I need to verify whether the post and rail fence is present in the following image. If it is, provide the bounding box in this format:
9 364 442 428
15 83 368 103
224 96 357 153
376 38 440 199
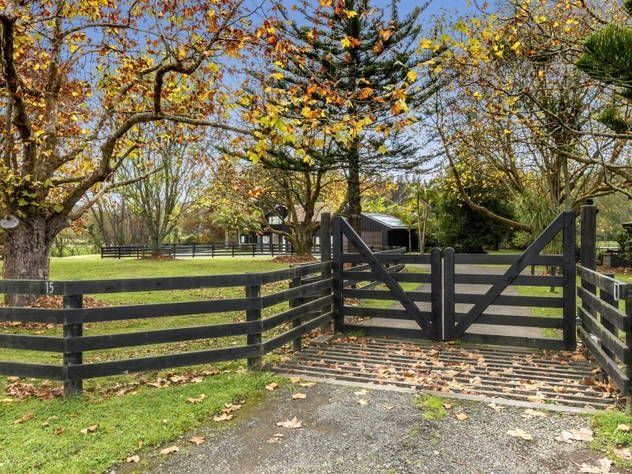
2 207 632 406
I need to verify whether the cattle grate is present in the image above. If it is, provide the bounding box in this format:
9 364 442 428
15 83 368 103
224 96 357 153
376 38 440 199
273 336 621 411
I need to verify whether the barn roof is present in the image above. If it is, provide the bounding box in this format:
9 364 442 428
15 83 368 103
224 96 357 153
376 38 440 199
362 213 408 230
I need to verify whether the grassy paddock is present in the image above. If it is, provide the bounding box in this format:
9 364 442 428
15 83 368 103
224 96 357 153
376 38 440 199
0 256 290 473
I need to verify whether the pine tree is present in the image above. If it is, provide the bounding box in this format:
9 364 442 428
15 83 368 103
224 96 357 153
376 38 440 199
254 0 440 231
576 0 632 135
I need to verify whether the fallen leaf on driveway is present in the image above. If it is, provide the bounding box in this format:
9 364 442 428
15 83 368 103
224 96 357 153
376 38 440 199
614 448 632 460
357 399 369 406
213 413 234 422
555 428 593 443
455 413 468 421
265 383 279 391
188 436 206 446
276 417 302 429
579 458 612 473
267 433 284 444
487 402 505 412
383 404 394 411
223 403 242 414
521 409 547 419
354 389 368 396
126 455 140 463
298 382 316 388
442 403 453 410
507 429 533 440
616 423 631 432
289 377 301 384
292 393 307 400
160 446 179 455
80 424 99 434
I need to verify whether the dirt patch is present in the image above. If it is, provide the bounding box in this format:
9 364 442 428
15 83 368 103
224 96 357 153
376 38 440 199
271 255 318 264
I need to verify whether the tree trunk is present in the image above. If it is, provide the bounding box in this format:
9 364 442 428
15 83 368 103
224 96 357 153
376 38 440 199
347 139 362 248
2 216 53 306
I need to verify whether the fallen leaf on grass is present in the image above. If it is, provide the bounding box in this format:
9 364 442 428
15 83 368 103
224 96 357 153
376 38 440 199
616 424 631 432
1 398 13 403
213 413 234 422
507 429 533 440
555 427 593 443
160 446 179 456
265 383 279 391
14 412 35 424
186 394 206 404
188 436 206 446
455 413 468 421
614 448 632 461
80 424 99 434
126 455 140 463
291 393 307 400
579 458 612 473
276 417 302 429
521 409 547 419
53 427 64 435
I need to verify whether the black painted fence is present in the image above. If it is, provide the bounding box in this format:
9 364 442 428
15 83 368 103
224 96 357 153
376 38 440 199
0 261 333 395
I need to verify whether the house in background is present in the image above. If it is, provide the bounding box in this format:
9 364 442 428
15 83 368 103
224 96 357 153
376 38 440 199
242 207 418 252
360 213 418 251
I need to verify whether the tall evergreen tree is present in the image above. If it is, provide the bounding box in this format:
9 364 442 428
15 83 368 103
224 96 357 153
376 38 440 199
576 0 632 136
245 0 441 232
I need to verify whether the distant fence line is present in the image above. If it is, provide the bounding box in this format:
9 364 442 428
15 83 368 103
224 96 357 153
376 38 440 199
100 242 400 259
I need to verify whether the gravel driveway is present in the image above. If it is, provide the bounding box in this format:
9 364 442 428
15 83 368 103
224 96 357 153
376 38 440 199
145 382 613 474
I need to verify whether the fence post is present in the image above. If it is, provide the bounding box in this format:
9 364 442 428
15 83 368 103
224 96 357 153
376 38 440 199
232 244 235 257
320 213 332 330
211 244 215 258
442 248 455 341
626 292 632 413
579 201 597 340
252 243 255 258
332 216 344 332
192 243 196 258
599 273 617 360
562 210 577 350
290 273 303 352
430 248 443 340
270 240 274 257
63 294 83 397
245 282 262 370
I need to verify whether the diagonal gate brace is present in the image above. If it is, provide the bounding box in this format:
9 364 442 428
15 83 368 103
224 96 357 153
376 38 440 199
338 218 432 333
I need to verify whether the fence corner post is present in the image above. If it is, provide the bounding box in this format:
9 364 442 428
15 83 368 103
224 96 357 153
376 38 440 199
245 281 262 370
562 210 577 350
430 247 443 340
62 294 83 397
625 290 632 414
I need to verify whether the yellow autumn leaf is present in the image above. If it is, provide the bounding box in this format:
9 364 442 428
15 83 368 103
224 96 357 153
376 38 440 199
406 70 417 82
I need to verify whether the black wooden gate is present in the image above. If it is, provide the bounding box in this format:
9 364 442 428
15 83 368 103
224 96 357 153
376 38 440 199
332 211 578 350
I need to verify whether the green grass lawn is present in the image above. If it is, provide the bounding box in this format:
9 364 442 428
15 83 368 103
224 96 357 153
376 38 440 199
0 255 290 473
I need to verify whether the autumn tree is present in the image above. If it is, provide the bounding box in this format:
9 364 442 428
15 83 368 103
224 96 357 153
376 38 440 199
0 0 272 303
428 0 632 236
239 0 440 233
118 126 207 251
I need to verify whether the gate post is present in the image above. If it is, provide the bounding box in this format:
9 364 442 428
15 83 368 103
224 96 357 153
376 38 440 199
579 201 597 345
332 216 344 332
430 248 443 340
562 210 577 350
320 213 332 331
442 248 455 341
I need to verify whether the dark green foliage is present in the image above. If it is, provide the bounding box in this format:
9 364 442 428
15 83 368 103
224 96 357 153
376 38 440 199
432 181 514 253
576 4 632 135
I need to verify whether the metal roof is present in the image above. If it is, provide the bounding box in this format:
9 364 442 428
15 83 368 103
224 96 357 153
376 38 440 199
363 213 408 229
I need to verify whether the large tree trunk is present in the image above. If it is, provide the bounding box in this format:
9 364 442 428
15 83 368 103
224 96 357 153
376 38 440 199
2 216 53 306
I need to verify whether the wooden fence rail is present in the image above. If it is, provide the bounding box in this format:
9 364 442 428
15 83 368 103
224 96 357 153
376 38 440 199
0 260 333 395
